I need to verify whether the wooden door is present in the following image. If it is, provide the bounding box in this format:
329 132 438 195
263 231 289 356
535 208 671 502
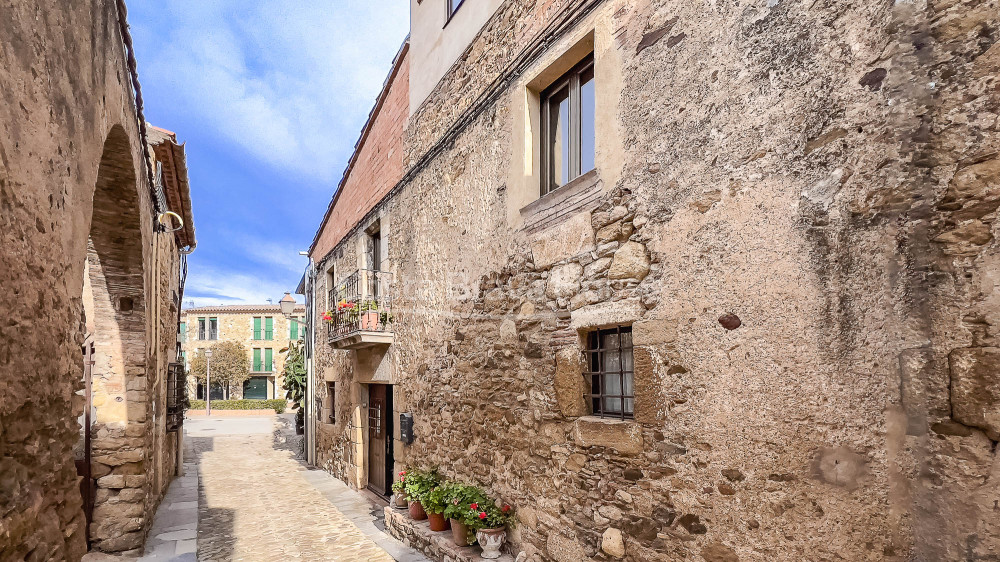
367 384 391 497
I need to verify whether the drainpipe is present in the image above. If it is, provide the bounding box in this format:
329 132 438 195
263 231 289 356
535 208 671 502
305 260 317 466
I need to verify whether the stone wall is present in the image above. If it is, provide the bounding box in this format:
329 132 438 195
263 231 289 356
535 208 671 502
309 0 999 560
1 1 188 557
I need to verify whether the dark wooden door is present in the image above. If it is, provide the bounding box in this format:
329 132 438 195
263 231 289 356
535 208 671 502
367 384 393 497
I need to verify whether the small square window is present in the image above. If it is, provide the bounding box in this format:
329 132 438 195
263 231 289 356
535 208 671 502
325 381 336 424
584 325 634 419
541 54 595 196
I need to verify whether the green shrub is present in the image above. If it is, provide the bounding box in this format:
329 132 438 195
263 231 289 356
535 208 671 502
403 468 441 504
187 399 286 413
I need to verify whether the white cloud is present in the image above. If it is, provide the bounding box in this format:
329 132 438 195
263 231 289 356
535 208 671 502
135 1 409 183
183 265 297 307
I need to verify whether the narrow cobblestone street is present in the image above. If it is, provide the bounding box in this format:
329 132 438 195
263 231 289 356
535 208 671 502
189 416 424 562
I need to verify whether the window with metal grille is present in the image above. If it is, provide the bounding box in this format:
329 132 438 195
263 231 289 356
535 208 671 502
584 325 634 419
540 54 596 196
325 381 336 424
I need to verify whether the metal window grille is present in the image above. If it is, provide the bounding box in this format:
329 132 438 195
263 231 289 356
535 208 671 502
166 362 187 432
584 325 634 420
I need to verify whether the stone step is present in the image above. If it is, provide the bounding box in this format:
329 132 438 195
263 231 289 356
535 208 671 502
384 507 515 562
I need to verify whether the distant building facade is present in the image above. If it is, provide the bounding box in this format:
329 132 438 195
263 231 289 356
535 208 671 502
181 304 306 401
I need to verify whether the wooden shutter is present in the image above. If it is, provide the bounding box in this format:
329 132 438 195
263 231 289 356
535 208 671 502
265 348 273 372
290 319 298 340
253 317 261 340
253 348 262 372
265 317 274 340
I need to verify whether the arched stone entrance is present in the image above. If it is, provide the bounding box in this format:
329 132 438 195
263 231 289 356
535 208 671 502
79 124 151 553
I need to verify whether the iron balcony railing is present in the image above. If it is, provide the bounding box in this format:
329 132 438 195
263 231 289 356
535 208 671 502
326 269 394 343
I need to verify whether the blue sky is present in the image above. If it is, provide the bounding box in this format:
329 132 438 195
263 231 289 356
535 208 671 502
129 1 410 307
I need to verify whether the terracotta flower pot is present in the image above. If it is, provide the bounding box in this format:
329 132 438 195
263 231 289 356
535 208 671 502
408 500 427 520
476 527 507 559
360 311 380 330
427 512 450 532
450 519 471 547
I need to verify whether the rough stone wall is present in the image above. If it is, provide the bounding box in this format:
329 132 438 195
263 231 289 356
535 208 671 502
1 1 186 558
310 0 1000 560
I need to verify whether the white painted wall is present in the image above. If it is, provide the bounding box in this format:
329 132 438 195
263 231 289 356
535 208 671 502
408 0 504 113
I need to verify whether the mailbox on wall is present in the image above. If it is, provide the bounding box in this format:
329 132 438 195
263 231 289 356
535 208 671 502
399 412 414 444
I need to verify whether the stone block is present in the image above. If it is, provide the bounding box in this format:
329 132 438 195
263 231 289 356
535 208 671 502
812 446 867 489
570 299 644 332
96 475 126 489
546 532 590 562
573 417 643 456
601 527 625 558
546 262 583 299
632 347 663 424
93 448 144 466
949 347 1000 439
632 318 677 347
554 348 587 417
608 242 650 280
531 212 595 268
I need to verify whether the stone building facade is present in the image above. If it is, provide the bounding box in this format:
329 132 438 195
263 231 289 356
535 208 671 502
303 0 1000 560
180 304 306 400
1 1 197 558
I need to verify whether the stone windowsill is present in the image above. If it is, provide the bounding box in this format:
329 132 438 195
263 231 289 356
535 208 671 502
519 169 602 234
573 416 643 456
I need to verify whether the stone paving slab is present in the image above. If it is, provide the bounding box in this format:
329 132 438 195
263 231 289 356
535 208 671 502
138 435 199 562
193 415 423 562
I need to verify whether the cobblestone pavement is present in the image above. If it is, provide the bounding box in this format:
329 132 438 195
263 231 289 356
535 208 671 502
192 416 399 562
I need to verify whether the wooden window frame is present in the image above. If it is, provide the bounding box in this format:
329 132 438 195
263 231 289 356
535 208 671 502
540 54 595 197
584 325 634 420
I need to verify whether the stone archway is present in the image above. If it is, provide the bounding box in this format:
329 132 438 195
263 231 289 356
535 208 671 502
79 124 150 552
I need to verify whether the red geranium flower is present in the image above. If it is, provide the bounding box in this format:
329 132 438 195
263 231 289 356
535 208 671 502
479 512 487 519
470 503 478 510
502 504 511 513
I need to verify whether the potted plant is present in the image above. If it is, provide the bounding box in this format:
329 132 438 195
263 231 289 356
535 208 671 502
423 484 451 532
444 484 488 547
391 471 408 509
471 499 515 559
403 468 440 521
359 300 381 331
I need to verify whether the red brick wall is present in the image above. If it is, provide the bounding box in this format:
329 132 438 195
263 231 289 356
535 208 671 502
312 52 409 260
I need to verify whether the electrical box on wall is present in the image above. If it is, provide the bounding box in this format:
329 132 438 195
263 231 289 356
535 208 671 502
399 413 414 444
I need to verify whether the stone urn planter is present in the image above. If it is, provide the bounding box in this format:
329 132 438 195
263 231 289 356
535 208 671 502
476 527 506 559
450 519 471 547
427 511 450 532
393 493 408 509
408 499 427 520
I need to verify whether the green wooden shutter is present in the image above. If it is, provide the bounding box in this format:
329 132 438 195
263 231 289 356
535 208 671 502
265 317 274 340
265 348 273 372
253 317 261 340
253 348 262 372
290 319 298 340
180 322 187 340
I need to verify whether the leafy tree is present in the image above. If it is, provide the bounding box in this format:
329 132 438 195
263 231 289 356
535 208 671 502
188 341 251 397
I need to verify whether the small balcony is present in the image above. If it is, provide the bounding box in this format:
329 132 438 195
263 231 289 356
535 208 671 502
326 269 394 350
